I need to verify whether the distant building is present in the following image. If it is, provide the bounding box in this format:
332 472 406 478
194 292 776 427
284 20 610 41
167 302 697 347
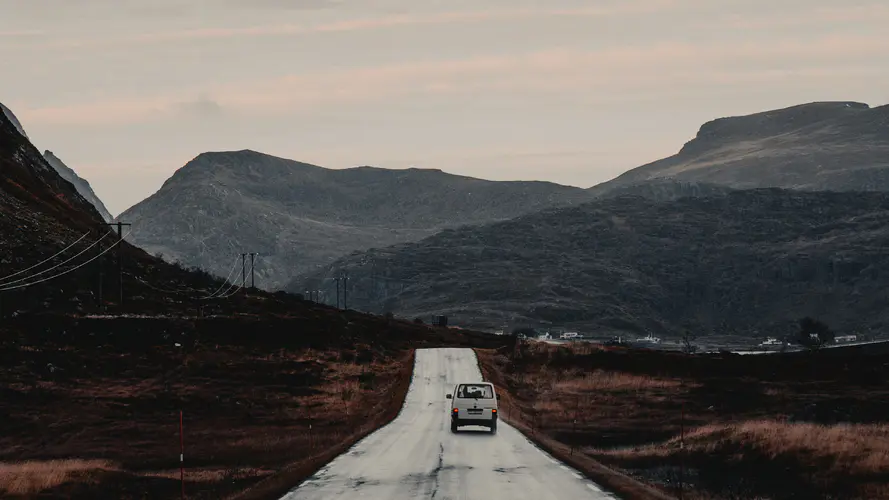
835 334 857 343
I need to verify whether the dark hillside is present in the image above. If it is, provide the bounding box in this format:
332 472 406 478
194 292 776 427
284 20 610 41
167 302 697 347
296 189 889 338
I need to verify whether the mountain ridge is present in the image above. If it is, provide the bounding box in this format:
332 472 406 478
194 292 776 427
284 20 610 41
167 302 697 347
119 149 597 288
0 101 114 222
0 103 28 139
590 101 889 195
43 150 113 222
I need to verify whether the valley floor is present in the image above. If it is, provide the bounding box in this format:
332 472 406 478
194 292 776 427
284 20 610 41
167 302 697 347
477 341 889 500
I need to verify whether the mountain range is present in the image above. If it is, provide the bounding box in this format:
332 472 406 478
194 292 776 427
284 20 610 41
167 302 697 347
117 150 596 289
591 101 889 195
117 101 889 292
7 98 889 337
295 188 889 337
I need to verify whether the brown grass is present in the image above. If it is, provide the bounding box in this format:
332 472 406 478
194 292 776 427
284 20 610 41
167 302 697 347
1 337 417 499
478 341 889 500
0 459 117 495
142 467 275 482
553 369 686 392
599 420 889 474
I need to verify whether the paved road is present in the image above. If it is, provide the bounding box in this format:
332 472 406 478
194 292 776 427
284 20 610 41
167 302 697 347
281 347 616 500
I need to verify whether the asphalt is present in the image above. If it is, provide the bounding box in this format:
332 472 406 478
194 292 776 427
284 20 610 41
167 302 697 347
281 347 616 499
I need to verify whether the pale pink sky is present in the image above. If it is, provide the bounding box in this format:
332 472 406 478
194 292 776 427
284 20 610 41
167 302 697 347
2 0 888 215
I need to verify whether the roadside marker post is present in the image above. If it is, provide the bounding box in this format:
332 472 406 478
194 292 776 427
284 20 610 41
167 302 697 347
180 410 185 499
571 395 579 455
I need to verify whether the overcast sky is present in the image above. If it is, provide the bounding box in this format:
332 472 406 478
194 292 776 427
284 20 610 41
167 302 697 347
2 0 888 216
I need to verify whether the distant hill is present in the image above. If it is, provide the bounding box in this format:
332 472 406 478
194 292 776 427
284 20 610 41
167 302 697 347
1 103 28 139
118 150 597 289
591 101 889 195
295 189 889 338
0 100 126 314
43 150 113 222
0 102 113 222
0 103 280 316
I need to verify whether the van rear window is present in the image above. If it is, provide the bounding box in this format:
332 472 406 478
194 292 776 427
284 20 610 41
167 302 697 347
457 384 494 399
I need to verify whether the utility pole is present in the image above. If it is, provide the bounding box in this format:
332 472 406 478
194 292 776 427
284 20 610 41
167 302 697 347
343 272 349 310
249 253 256 289
96 227 103 308
240 253 247 294
105 222 131 306
334 276 341 309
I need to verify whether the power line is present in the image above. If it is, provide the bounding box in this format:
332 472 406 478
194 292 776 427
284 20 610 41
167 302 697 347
0 230 113 287
0 229 132 291
198 256 242 299
0 230 90 283
132 276 204 295
199 255 254 300
106 222 131 305
214 279 240 299
132 253 243 297
222 285 243 298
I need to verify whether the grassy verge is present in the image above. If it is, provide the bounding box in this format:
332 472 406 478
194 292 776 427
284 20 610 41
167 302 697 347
229 349 415 500
477 341 889 500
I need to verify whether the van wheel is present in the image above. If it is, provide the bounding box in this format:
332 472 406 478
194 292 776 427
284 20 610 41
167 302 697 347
450 421 458 433
490 421 497 434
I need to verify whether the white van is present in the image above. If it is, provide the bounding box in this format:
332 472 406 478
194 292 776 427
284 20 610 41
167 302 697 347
446 382 500 433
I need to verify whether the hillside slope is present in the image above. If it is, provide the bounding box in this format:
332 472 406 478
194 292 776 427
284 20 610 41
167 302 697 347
43 150 113 222
118 150 596 289
296 189 889 337
0 103 28 139
0 102 114 222
591 101 889 195
1 104 513 499
0 102 284 316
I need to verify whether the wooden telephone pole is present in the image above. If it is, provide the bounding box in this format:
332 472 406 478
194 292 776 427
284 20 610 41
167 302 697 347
249 252 256 289
333 276 341 309
240 253 247 294
105 222 131 305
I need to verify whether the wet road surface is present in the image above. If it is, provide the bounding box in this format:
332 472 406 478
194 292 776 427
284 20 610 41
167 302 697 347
281 347 617 499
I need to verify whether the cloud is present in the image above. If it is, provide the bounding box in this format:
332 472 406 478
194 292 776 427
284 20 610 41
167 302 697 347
18 33 888 126
0 30 44 37
176 96 225 117
219 0 341 10
719 2 889 29
18 0 690 49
